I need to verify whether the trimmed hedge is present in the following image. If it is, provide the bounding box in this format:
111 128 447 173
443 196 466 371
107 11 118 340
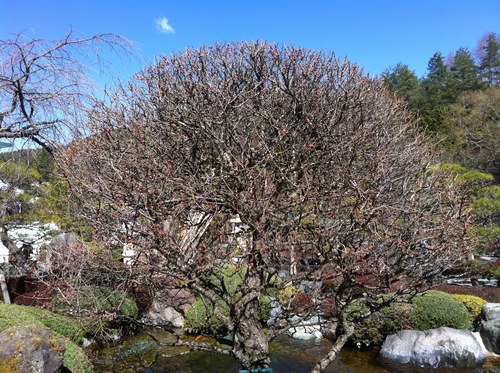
347 290 473 347
185 295 272 335
184 264 272 335
410 291 472 331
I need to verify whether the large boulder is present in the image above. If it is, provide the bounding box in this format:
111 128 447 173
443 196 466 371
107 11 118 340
380 327 486 368
480 303 500 354
0 324 65 373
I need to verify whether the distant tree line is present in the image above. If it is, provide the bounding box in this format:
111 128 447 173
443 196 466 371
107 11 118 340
382 32 500 181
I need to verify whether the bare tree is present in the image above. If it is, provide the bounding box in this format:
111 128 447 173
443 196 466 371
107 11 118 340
0 31 131 152
61 42 472 371
0 31 131 273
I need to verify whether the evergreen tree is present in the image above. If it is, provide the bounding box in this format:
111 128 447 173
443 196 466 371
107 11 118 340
419 52 452 132
382 63 420 110
476 32 500 86
449 47 482 97
422 52 451 102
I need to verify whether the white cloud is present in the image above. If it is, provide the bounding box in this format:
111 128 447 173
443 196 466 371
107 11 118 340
156 17 175 34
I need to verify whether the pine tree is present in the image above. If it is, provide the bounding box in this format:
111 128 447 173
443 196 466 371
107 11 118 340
476 32 500 86
419 52 452 132
422 52 451 101
382 63 420 111
449 47 482 97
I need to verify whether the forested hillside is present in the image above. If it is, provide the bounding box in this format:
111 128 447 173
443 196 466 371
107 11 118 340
382 32 499 182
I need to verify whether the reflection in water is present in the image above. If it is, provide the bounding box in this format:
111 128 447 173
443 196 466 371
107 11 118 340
92 329 500 373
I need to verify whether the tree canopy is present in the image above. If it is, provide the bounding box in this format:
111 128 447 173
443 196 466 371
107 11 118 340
61 42 472 371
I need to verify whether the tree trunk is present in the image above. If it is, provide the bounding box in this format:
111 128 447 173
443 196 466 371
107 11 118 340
233 304 270 369
232 243 270 370
310 319 354 373
1 228 26 269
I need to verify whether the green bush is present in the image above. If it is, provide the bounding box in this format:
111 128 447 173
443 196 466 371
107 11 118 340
347 299 415 347
346 291 474 347
259 295 272 322
185 264 275 335
410 291 472 331
50 286 138 339
184 295 272 335
184 297 227 335
451 294 487 328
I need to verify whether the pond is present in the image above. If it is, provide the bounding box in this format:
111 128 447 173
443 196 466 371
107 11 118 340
92 328 500 373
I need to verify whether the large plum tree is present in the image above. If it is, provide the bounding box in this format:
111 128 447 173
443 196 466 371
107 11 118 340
61 42 471 371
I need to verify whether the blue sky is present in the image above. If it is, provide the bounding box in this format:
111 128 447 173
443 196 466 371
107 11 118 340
1 0 499 86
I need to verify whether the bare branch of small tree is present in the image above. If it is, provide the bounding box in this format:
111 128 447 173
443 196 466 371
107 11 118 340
0 31 133 152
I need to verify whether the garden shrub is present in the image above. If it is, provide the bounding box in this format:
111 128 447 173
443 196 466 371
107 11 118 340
185 264 275 335
410 290 472 331
290 291 314 313
184 295 272 335
451 294 487 329
346 298 415 347
184 297 227 335
276 285 297 307
50 286 138 339
346 291 474 347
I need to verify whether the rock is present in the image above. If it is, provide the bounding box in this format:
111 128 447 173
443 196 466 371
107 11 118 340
266 297 282 326
0 324 65 373
287 315 323 340
82 337 97 349
480 303 500 354
142 288 194 327
380 327 486 368
286 324 322 340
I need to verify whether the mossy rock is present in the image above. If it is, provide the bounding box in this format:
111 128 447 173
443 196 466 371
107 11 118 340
0 303 92 372
0 303 83 343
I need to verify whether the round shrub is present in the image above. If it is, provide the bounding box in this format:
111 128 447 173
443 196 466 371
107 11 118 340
259 295 272 322
410 290 472 331
184 297 227 335
346 299 415 347
451 294 487 329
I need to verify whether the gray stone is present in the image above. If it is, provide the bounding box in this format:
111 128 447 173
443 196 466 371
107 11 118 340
286 315 324 340
380 327 486 368
0 324 65 373
480 303 500 354
286 324 322 340
142 288 194 327
266 297 282 326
